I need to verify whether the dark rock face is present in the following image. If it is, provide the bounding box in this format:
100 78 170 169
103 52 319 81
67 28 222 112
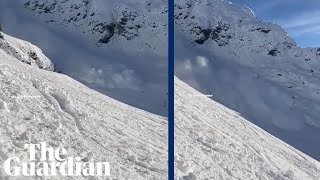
19 0 168 56
212 22 232 46
212 22 228 39
93 23 116 43
24 0 148 44
92 11 142 44
191 27 211 44
268 49 280 56
28 51 38 60
191 21 232 46
250 27 271 33
43 3 56 13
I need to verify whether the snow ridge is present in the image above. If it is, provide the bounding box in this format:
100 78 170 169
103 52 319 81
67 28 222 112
0 31 54 71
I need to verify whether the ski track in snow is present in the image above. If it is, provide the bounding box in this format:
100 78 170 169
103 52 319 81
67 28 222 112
0 49 167 180
175 77 320 180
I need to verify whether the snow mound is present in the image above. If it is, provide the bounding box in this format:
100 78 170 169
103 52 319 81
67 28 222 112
0 48 167 179
175 77 320 180
0 31 54 71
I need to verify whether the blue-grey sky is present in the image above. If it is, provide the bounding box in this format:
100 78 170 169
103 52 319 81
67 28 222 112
230 0 320 48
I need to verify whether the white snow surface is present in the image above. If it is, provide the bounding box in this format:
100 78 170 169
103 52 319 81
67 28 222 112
0 48 167 179
175 77 320 180
0 31 54 71
175 0 320 160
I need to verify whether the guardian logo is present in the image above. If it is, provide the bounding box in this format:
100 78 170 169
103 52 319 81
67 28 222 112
3 142 110 177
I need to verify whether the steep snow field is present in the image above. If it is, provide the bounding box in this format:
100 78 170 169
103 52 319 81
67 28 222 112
0 47 167 179
175 0 320 160
175 77 320 180
0 0 168 116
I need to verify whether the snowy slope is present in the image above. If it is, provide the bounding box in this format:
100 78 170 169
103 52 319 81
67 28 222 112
0 0 168 116
22 0 168 55
175 0 320 160
0 31 54 71
0 48 167 179
175 77 320 180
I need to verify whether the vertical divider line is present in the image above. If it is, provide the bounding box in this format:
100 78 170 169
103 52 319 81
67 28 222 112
168 0 175 179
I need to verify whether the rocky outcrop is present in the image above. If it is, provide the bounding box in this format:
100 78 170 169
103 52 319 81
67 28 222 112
23 0 168 55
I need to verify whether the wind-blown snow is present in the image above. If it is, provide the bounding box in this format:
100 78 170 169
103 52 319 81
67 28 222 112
175 77 320 180
175 0 320 160
0 47 167 179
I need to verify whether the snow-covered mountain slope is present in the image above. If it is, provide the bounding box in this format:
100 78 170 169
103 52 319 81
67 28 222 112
22 0 168 55
0 0 168 116
175 0 320 160
0 47 167 179
175 77 320 180
0 31 54 71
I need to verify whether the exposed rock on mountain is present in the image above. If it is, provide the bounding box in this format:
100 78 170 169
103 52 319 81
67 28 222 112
175 0 320 160
23 0 168 55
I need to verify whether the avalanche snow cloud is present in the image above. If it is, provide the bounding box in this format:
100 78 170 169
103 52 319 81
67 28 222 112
175 0 320 160
0 38 167 179
0 0 168 116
